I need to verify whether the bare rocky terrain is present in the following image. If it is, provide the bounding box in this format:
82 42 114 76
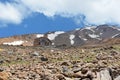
0 44 120 80
0 25 120 80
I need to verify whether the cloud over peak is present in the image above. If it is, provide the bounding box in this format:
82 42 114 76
0 0 120 25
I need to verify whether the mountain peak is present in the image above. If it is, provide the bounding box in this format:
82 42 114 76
0 25 120 47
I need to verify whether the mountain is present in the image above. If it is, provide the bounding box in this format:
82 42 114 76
0 25 120 47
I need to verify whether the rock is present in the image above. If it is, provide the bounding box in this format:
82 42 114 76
0 71 10 80
99 68 112 80
82 78 91 80
63 73 81 78
40 56 48 61
7 51 13 54
61 61 71 66
0 68 4 72
72 67 81 73
17 72 28 79
115 76 120 80
31 52 39 56
81 68 88 74
0 59 4 64
62 66 69 73
56 74 66 80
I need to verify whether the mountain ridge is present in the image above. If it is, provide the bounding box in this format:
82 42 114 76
0 25 120 47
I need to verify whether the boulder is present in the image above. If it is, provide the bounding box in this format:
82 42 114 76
115 76 120 80
0 71 10 80
100 68 112 80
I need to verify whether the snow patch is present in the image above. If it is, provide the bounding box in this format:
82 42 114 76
112 33 120 38
48 31 65 40
88 34 100 38
79 36 87 41
69 35 75 45
82 26 96 32
36 34 44 38
3 40 24 46
83 38 87 41
100 32 103 35
111 26 120 31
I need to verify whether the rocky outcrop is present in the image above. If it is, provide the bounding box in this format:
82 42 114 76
34 37 52 46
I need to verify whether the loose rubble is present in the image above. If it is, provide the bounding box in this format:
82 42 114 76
0 45 120 80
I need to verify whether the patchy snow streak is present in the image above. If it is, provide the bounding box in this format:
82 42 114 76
83 26 96 32
48 31 65 40
3 40 24 46
112 33 120 38
70 35 75 45
111 26 120 31
36 34 44 38
79 36 87 41
88 34 100 38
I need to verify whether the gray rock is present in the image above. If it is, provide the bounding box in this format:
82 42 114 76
99 68 112 80
115 76 120 80
7 51 13 54
72 67 81 73
32 52 39 56
62 66 69 73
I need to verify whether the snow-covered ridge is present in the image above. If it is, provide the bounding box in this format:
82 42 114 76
69 35 75 45
3 40 24 46
81 26 96 32
47 31 65 40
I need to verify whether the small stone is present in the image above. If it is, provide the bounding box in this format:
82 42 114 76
61 61 70 66
62 66 67 73
56 74 65 80
32 52 39 56
72 67 81 73
40 56 48 61
81 68 88 74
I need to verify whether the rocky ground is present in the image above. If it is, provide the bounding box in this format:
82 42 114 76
0 44 120 80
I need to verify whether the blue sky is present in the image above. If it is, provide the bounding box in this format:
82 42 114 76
0 0 120 37
0 13 82 37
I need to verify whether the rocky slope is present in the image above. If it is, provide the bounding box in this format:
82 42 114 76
0 25 120 47
0 44 120 80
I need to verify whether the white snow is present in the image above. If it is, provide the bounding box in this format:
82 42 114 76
100 32 103 35
88 34 100 38
47 31 65 40
52 43 55 45
82 26 96 32
83 38 87 41
69 35 75 45
112 33 120 38
111 26 120 31
79 36 87 41
85 27 93 30
3 40 24 46
36 34 44 38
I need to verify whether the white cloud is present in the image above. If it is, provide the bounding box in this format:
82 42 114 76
20 0 120 25
1 0 120 25
0 2 21 24
0 1 30 25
